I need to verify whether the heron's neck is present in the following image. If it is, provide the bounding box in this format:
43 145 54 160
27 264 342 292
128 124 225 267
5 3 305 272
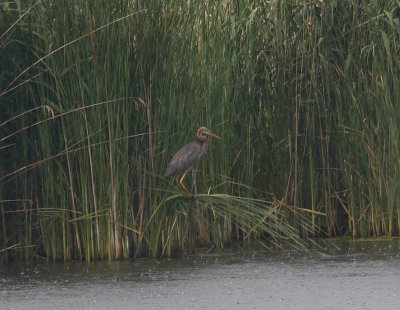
198 139 208 158
197 132 207 142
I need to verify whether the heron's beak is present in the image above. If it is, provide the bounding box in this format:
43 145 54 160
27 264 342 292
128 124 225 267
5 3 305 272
207 131 222 140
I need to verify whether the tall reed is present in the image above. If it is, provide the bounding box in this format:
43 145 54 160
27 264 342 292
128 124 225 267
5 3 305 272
1 0 400 261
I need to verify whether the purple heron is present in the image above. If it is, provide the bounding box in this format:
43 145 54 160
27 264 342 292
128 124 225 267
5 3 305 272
165 127 222 193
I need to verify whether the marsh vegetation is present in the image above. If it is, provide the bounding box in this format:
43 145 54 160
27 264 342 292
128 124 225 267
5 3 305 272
1 0 400 261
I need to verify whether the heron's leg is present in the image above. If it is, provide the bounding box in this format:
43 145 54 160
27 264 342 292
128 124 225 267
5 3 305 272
179 166 193 194
175 172 189 193
179 171 190 193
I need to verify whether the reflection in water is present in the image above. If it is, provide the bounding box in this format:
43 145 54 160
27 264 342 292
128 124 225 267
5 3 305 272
1 241 400 310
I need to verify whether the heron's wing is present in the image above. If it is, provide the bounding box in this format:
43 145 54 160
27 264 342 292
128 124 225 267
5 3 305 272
165 142 201 177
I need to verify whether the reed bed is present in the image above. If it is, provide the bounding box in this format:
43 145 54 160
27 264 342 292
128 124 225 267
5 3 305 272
1 0 400 261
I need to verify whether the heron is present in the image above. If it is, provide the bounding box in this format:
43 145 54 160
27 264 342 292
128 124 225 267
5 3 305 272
165 127 222 194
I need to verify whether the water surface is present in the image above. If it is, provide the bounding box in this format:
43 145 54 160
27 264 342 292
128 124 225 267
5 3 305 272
1 241 400 310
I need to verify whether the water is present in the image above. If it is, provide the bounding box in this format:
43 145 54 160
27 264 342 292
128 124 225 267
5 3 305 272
1 241 400 310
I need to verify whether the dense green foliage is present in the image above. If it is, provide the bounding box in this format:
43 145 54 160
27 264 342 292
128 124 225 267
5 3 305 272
1 0 400 261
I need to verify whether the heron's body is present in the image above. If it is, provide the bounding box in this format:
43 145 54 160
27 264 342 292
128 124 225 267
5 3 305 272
165 127 221 193
165 141 207 178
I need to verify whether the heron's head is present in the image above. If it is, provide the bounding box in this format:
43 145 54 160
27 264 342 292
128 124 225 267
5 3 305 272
197 127 222 141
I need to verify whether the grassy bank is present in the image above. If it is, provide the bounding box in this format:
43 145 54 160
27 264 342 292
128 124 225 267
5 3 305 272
1 0 400 261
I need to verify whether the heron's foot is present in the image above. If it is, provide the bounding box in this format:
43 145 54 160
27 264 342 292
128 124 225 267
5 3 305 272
181 189 193 198
178 182 192 197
